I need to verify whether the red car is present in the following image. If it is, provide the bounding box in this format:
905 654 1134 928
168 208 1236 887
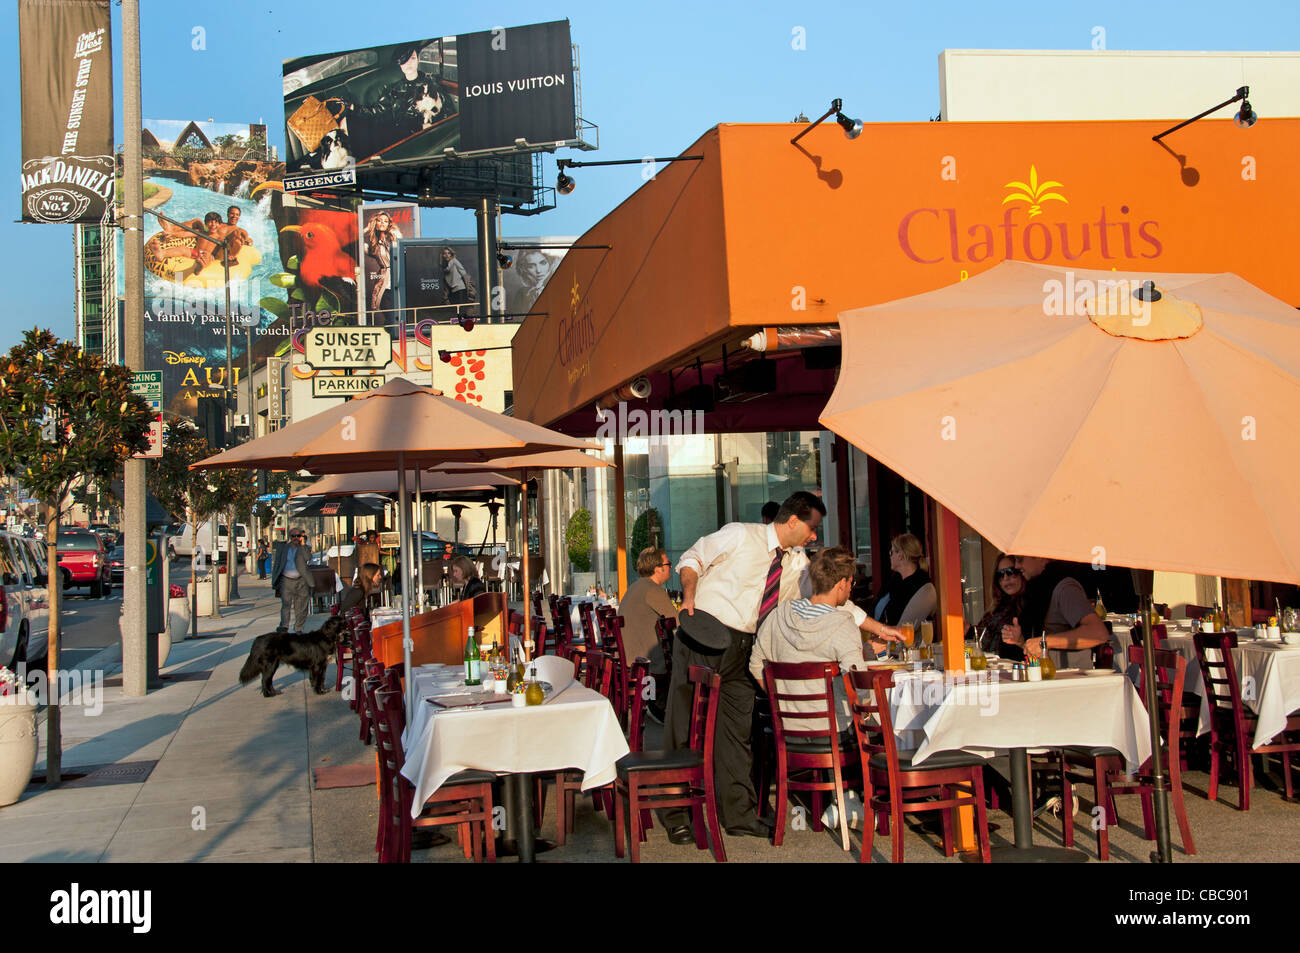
56 529 112 598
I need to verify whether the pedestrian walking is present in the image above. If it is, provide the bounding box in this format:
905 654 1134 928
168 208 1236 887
255 538 270 579
270 528 315 633
660 490 824 843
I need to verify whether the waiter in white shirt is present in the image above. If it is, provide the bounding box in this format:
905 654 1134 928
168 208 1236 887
661 491 825 842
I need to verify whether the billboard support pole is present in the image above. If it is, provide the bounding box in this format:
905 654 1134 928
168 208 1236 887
224 254 239 601
475 197 493 323
121 0 149 699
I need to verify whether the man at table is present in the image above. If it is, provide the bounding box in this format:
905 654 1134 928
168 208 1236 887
1008 557 1110 670
620 547 678 721
749 547 878 737
661 491 824 842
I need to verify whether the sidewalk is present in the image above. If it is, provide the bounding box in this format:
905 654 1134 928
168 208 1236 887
0 576 343 862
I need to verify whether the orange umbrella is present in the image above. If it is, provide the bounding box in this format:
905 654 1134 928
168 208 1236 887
822 260 1300 585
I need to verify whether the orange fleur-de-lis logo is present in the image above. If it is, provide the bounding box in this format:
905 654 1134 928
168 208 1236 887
1002 165 1067 219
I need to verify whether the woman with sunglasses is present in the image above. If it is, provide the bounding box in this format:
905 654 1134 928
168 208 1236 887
968 553 1028 660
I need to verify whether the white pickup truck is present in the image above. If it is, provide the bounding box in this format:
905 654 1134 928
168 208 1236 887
167 521 249 560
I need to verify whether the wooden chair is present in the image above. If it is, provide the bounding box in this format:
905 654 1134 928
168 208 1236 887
373 687 496 863
654 616 676 676
532 615 553 656
613 665 726 863
845 669 991 863
763 660 858 851
626 658 651 753
1057 646 1196 860
577 601 600 648
538 652 615 845
597 610 631 723
1194 631 1299 809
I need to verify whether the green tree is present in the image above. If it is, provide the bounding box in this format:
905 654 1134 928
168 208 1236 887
566 508 593 573
0 329 151 786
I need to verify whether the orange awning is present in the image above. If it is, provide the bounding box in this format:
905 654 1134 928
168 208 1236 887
513 119 1300 428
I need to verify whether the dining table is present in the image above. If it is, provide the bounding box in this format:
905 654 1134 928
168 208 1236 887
1110 622 1300 748
400 656 629 862
887 664 1152 858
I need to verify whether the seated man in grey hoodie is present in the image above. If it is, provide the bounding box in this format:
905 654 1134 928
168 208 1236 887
750 546 896 735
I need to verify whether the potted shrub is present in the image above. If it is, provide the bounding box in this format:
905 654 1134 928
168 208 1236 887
566 508 594 595
0 667 38 806
168 583 191 643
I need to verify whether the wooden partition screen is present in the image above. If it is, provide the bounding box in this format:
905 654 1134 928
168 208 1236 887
372 592 506 668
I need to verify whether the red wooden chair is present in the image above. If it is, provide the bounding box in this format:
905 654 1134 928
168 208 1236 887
654 616 676 677
626 658 651 754
1057 646 1196 859
1185 604 1213 621
537 652 615 844
613 664 726 863
763 660 859 851
845 669 991 863
1194 631 1299 810
532 615 553 656
597 610 631 723
578 601 600 648
373 687 497 863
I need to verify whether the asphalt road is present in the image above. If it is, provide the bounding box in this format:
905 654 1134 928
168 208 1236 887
56 558 197 668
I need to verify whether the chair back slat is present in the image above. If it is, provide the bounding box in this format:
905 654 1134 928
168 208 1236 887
845 668 897 769
1127 645 1187 768
762 660 841 741
626 659 650 752
1193 631 1243 714
686 665 723 766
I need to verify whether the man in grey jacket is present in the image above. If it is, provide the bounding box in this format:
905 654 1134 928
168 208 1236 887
750 547 895 734
270 529 315 634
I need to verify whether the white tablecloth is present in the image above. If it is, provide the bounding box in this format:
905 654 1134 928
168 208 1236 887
891 670 1152 772
400 659 629 819
1112 625 1300 748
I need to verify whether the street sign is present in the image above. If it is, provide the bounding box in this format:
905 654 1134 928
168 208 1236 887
256 493 287 502
284 166 356 192
130 371 164 459
312 374 385 398
304 327 391 370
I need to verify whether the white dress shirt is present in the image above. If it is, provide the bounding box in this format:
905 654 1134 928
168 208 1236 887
676 522 811 634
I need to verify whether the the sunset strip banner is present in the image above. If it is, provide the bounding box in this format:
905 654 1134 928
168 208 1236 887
19 0 115 224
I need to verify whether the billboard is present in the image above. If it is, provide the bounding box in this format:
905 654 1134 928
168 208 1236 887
281 20 575 174
360 202 420 323
129 118 362 420
394 237 570 324
18 0 114 224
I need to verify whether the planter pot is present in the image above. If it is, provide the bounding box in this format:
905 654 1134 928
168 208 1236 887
217 571 229 606
168 597 191 642
156 624 172 668
0 696 38 806
189 582 213 618
244 554 255 574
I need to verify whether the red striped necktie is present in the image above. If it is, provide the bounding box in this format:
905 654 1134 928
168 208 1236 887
757 548 784 631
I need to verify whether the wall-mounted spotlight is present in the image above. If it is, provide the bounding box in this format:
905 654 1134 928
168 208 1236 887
438 349 452 363
554 154 704 197
458 316 476 332
440 345 513 363
496 249 514 269
791 98 862 145
1153 86 1258 141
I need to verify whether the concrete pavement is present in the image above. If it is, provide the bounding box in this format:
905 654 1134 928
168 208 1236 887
2 574 1297 863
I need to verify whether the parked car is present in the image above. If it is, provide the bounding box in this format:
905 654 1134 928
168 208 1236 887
108 545 125 585
0 531 50 668
55 529 112 598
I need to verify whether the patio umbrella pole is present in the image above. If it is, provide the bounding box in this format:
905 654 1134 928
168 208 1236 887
415 469 426 612
1140 594 1173 862
397 455 414 725
521 473 532 659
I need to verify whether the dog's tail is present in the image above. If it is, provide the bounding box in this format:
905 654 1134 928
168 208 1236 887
238 640 263 685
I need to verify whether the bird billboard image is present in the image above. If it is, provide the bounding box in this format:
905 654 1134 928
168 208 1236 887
132 118 359 423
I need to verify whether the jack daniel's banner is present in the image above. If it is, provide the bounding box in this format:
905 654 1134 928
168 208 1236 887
19 0 115 224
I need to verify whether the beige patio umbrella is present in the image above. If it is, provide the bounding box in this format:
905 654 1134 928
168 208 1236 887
821 259 1300 862
822 260 1300 584
436 450 613 657
294 468 517 607
193 377 601 720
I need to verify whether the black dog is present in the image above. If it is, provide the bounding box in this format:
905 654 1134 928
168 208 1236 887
238 617 346 697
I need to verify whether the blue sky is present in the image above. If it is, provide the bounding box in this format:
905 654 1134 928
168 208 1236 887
3 0 1298 351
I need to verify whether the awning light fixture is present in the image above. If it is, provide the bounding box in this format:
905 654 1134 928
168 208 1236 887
554 155 704 197
1153 86 1257 141
791 98 862 145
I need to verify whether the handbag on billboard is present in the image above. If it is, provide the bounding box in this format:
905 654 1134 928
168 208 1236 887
287 96 345 153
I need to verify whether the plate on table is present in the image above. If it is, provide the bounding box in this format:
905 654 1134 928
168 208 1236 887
1084 668 1120 677
866 661 911 671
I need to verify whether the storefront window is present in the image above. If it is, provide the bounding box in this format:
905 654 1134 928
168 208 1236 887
848 445 873 577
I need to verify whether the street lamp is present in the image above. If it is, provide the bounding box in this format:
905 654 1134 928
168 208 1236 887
1152 86 1258 141
553 155 704 195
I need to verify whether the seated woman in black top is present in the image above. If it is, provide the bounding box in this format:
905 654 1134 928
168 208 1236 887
873 533 932 626
449 555 486 600
340 562 383 619
967 553 1028 661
